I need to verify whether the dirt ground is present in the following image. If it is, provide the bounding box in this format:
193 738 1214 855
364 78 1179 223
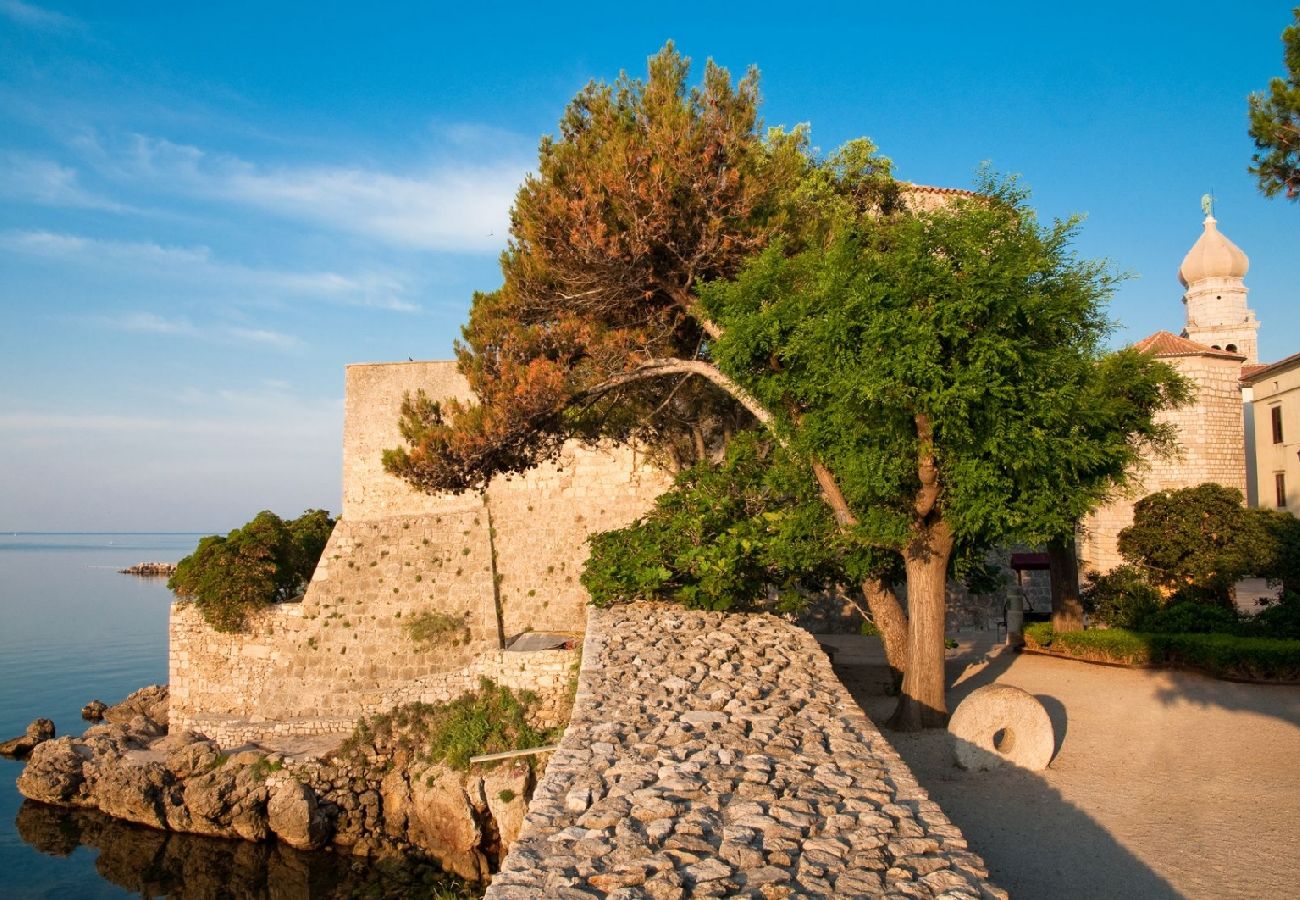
827 635 1300 900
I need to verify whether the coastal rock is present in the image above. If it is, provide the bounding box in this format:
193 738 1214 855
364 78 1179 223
0 717 56 759
85 758 174 830
16 684 543 882
16 737 88 803
81 700 108 721
484 763 532 848
104 685 169 729
408 767 488 881
266 777 331 850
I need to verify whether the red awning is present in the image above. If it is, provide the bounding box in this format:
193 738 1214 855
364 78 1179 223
1009 552 1050 571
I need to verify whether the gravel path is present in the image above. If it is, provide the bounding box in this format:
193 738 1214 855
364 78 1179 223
833 637 1300 900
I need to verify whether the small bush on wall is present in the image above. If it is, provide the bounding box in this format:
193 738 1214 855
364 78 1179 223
169 509 335 632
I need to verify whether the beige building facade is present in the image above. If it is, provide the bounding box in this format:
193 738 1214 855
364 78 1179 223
1244 352 1300 517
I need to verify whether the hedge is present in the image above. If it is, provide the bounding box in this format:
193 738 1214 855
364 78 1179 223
1023 623 1300 682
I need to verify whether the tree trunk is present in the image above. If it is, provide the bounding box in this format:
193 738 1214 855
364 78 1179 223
807 460 910 675
1048 536 1085 632
889 519 954 731
862 576 909 679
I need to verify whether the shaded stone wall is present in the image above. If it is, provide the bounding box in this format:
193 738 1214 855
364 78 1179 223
1081 353 1246 574
169 361 670 744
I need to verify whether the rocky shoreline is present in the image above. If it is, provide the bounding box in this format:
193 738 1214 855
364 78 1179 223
14 685 540 881
118 561 178 577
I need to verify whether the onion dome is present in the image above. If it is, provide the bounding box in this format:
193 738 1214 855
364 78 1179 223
1178 215 1249 287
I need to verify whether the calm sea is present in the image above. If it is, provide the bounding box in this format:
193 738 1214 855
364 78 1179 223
0 533 472 899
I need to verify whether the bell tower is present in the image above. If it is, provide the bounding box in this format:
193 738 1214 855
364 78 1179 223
1178 196 1259 363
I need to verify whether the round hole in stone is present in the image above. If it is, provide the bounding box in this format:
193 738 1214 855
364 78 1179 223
992 727 1015 754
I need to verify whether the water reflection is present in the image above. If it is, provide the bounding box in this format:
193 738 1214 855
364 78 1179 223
16 801 479 899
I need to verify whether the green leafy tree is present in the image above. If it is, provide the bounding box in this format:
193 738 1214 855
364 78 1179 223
1117 484 1268 605
700 177 1186 728
1249 7 1300 200
582 433 900 615
169 509 336 632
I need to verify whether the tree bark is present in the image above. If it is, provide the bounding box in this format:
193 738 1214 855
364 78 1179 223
889 413 952 731
862 576 909 679
889 518 955 731
1049 535 1085 632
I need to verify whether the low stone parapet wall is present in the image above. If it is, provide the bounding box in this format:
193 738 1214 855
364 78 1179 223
487 603 1003 899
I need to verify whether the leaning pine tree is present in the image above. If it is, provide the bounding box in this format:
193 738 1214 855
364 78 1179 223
384 44 1184 729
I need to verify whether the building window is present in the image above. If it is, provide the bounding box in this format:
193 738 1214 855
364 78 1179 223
1277 473 1287 508
1272 406 1284 444
1226 343 1237 353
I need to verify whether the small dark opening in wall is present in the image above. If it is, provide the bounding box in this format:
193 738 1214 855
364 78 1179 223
1211 344 1222 350
1226 344 1238 353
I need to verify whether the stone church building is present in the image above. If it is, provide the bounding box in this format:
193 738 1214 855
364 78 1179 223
1079 205 1294 601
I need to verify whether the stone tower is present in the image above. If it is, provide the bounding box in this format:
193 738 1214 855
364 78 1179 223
1179 211 1259 364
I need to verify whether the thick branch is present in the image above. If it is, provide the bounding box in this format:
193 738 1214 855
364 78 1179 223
585 358 773 428
811 460 858 528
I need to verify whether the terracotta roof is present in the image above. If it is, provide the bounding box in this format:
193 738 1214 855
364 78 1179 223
1240 350 1300 384
901 183 977 197
1131 330 1245 360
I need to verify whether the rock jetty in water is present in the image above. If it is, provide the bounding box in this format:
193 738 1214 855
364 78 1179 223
119 562 177 577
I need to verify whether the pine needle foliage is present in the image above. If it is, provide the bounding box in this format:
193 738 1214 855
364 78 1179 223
1249 7 1300 200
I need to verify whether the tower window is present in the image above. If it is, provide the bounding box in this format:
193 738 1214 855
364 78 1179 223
1226 344 1237 352
1211 344 1222 350
1277 473 1287 508
1272 406 1284 444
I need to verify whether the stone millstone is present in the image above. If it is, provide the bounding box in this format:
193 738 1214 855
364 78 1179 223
949 684 1054 771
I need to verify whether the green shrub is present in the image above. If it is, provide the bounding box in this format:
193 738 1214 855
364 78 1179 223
1156 632 1300 681
343 678 555 772
1081 565 1161 629
1243 593 1300 640
169 509 336 632
1024 624 1300 681
1142 601 1241 635
1026 624 1156 666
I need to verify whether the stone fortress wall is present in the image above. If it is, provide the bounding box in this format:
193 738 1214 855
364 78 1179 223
169 361 673 745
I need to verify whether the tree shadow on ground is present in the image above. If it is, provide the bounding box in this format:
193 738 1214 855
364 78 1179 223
835 646 1181 900
1148 670 1300 730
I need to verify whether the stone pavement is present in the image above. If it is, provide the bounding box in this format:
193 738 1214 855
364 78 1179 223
486 603 1003 898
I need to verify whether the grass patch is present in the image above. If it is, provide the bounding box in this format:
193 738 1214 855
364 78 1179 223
403 609 468 647
1024 624 1300 681
342 678 556 772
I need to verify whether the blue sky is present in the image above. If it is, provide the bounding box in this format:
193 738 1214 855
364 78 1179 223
1 1 1297 531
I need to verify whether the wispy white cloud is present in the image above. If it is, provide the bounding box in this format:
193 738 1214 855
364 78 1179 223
1 228 420 312
0 0 79 31
94 311 198 335
0 155 131 211
111 134 525 253
84 311 300 349
222 325 300 349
